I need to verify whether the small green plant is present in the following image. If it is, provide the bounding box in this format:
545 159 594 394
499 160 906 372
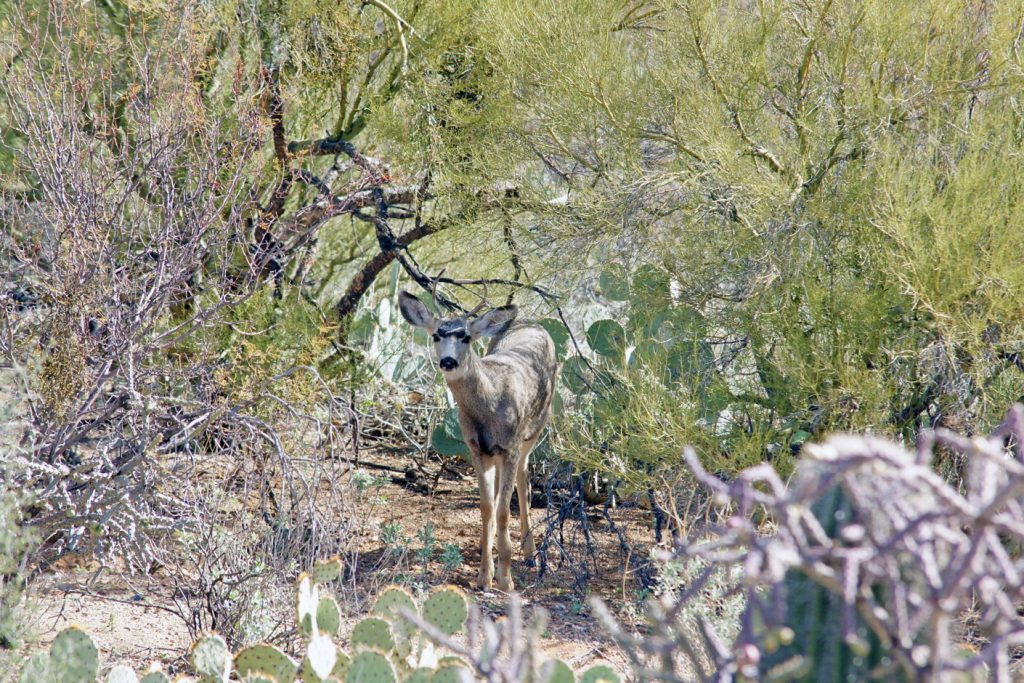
379 522 410 556
414 524 437 568
437 544 463 576
352 470 389 495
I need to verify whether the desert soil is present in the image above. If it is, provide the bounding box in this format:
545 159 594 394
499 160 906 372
16 447 653 680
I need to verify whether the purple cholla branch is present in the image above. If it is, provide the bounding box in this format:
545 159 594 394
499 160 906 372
596 404 1024 682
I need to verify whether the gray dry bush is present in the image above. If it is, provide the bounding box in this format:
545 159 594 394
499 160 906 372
0 4 367 648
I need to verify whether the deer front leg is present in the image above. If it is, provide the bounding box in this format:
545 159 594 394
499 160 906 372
474 454 498 590
495 455 518 592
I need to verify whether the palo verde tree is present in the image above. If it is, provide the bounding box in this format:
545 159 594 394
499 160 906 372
456 0 1024 518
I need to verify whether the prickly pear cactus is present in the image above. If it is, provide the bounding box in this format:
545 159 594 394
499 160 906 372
430 663 469 683
421 587 468 636
404 667 435 683
105 665 140 683
19 651 52 683
540 659 574 683
317 596 343 637
311 556 343 584
192 633 231 683
139 665 172 683
351 618 397 653
301 649 350 683
234 643 298 683
579 665 620 683
299 595 343 640
759 485 895 682
298 573 320 636
309 632 340 679
346 650 397 683
48 626 101 683
371 586 417 659
15 560 620 683
371 586 417 623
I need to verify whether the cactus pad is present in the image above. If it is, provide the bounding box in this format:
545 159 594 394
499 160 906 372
297 574 319 636
50 626 100 683
404 668 435 683
18 652 51 683
106 665 140 683
301 649 350 683
579 665 620 683
422 586 468 636
191 633 231 682
371 586 417 658
307 634 339 680
311 556 343 584
431 664 470 683
234 644 297 683
351 617 396 653
437 656 467 668
317 596 342 637
371 586 417 623
140 667 172 683
345 650 397 683
540 660 574 683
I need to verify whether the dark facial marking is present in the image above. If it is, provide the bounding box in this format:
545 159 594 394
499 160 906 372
437 319 468 337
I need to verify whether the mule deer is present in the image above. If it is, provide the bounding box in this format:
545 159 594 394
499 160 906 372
398 290 558 591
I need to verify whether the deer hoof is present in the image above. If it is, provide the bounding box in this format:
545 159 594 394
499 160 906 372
477 570 493 590
497 573 514 592
522 537 536 557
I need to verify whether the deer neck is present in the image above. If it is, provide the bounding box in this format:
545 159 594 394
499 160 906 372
444 351 494 411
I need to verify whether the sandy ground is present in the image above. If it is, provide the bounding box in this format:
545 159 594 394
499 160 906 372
13 447 649 680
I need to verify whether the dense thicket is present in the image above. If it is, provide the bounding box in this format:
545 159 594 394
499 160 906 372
1 0 1023 589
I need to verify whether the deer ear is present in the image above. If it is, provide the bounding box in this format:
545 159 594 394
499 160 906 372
469 305 518 338
398 291 436 330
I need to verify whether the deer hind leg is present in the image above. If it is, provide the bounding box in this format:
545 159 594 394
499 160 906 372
517 436 539 559
495 454 519 591
474 454 498 590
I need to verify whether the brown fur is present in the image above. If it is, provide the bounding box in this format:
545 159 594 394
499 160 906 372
397 290 558 591
447 324 557 590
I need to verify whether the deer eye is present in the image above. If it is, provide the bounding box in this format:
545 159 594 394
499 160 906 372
432 333 440 342
461 335 471 344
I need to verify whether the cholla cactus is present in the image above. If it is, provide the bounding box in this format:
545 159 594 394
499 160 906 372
594 404 1024 682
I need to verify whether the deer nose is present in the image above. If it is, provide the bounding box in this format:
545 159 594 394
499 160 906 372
439 357 458 371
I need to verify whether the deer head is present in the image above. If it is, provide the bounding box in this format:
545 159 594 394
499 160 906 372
397 291 517 376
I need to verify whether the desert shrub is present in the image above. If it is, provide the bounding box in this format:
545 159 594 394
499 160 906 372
0 0 370 566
